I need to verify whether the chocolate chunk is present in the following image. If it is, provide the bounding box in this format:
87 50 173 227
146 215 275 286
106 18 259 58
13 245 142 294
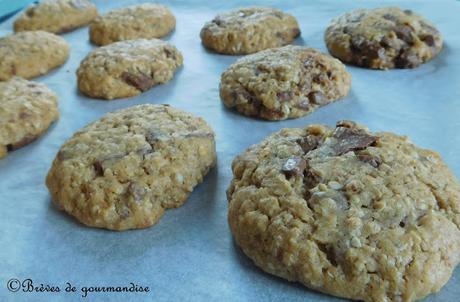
422 35 435 46
121 72 154 92
295 99 310 110
308 91 328 105
92 152 127 176
6 135 38 151
297 135 319 153
313 73 328 84
262 108 285 120
382 13 397 21
19 112 31 119
119 207 131 219
333 127 378 155
395 50 421 68
299 78 312 93
422 24 439 35
291 28 301 37
232 90 261 108
370 46 386 60
358 154 382 168
380 36 399 49
350 35 366 52
276 91 293 102
394 25 414 44
282 156 307 177
128 182 146 202
317 243 338 267
304 167 322 189
164 48 176 60
93 161 104 176
336 120 356 128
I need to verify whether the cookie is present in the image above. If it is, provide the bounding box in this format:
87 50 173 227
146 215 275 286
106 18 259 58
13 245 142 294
325 7 443 69
0 77 59 159
200 7 300 55
46 104 216 231
89 4 175 46
14 0 98 34
0 31 70 81
220 46 351 121
77 39 183 100
228 121 460 302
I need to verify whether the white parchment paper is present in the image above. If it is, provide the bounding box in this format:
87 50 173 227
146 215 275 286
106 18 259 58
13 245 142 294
1 0 459 301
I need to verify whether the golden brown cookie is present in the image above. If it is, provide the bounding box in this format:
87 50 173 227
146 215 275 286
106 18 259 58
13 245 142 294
0 77 59 159
200 7 300 55
0 31 70 81
220 46 351 120
325 7 443 69
89 3 175 46
46 104 216 231
228 121 460 302
14 0 98 34
77 39 183 100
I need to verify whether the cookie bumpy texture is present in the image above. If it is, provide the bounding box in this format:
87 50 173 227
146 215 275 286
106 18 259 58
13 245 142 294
325 7 443 69
220 46 351 121
14 0 98 34
228 121 460 302
200 7 300 55
77 39 183 100
89 4 175 46
46 104 216 231
0 31 70 81
0 77 59 159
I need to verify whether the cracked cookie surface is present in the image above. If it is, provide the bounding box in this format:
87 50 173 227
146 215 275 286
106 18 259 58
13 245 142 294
220 46 351 121
0 31 70 81
76 39 183 100
14 0 98 34
46 104 216 231
228 121 460 302
200 7 300 55
89 3 175 46
325 7 443 69
0 77 59 159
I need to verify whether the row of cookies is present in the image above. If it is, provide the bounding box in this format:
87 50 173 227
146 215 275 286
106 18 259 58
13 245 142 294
0 1 182 157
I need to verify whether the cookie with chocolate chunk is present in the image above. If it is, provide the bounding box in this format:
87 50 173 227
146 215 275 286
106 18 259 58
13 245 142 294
76 39 183 99
0 31 69 81
14 0 98 34
220 45 351 120
228 121 460 302
325 7 443 69
0 77 59 159
89 4 175 46
200 7 300 55
46 104 216 231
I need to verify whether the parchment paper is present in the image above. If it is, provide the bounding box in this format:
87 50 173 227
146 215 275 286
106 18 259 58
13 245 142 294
1 0 459 301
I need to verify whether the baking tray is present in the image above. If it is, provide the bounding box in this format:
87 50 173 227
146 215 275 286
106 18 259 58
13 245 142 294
1 0 459 301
